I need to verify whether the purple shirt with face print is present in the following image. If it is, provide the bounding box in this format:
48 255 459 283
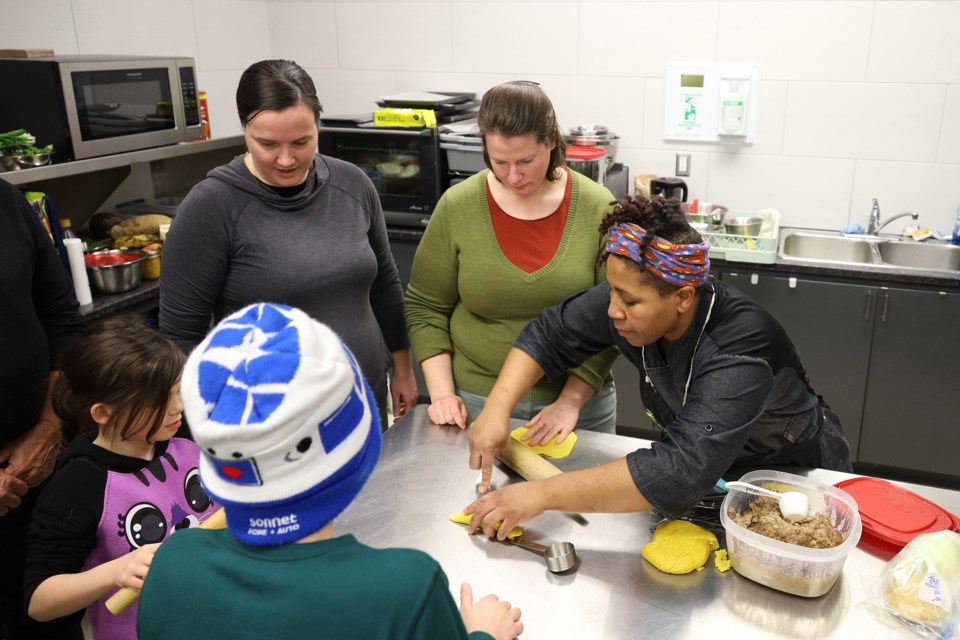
83 437 217 640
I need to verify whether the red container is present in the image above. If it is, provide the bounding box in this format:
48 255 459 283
834 477 960 549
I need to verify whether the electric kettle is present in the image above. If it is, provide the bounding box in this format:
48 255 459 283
650 177 688 202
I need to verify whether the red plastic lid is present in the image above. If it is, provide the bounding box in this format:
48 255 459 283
834 477 960 548
566 146 606 160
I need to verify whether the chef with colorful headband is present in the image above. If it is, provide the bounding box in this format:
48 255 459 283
464 194 854 538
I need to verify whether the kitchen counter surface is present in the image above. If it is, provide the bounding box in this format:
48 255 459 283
338 405 960 639
78 280 159 321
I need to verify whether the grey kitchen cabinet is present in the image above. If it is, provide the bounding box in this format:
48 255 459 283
388 234 428 403
858 287 960 476
719 268 960 481
717 269 873 460
613 356 659 439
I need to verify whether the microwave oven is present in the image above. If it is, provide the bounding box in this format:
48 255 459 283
0 55 203 162
318 125 443 227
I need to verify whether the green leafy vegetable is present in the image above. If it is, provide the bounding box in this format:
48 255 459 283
0 129 54 156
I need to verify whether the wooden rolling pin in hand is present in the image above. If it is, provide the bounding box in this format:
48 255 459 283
105 507 227 616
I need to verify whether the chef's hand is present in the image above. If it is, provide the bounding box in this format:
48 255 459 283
464 482 545 541
468 411 510 494
427 395 467 429
0 469 29 517
521 400 580 447
459 582 523 640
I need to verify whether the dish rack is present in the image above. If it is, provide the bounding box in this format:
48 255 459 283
703 208 780 264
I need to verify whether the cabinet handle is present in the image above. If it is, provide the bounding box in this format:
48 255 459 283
864 290 873 322
880 289 890 323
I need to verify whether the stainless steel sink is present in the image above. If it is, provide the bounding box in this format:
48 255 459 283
779 231 960 273
780 233 875 264
877 241 960 271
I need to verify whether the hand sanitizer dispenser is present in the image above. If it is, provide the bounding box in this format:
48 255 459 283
720 78 750 136
664 62 760 144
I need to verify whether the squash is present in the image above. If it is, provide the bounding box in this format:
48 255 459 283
109 214 173 239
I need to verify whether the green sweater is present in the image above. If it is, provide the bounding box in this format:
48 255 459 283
137 529 493 640
405 169 619 402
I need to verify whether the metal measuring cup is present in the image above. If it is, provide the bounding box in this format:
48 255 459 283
508 537 577 573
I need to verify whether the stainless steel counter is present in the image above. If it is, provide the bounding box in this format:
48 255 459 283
338 405 960 639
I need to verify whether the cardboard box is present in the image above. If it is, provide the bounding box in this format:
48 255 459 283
374 108 437 128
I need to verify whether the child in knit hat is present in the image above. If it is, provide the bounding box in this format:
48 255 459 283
137 303 523 640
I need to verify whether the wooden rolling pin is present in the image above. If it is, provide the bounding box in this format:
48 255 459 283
105 507 227 616
496 436 564 481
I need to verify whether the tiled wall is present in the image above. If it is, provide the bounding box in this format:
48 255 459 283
3 0 959 232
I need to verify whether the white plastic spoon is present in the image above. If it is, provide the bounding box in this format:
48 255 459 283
725 481 810 523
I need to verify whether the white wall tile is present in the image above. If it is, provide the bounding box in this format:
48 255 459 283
268 2 339 68
868 1 960 83
394 71 513 96
526 75 646 149
336 3 452 71
718 2 872 81
579 2 719 78
194 0 272 72
197 69 245 139
783 82 946 162
72 0 199 58
708 153 856 230
938 85 960 164
452 3 578 75
852 161 960 235
309 69 399 114
0 0 79 54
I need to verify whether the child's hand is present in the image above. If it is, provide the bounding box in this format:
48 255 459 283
113 544 161 590
459 582 523 640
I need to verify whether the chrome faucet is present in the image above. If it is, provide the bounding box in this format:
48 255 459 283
866 198 919 235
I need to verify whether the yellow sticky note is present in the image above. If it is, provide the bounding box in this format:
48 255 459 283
509 427 577 459
449 511 523 540
642 520 720 574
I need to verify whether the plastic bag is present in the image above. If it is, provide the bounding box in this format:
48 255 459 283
867 530 960 638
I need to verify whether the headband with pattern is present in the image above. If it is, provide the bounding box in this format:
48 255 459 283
605 222 710 288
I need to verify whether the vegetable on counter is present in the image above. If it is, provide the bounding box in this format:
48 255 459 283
0 129 53 156
109 214 172 238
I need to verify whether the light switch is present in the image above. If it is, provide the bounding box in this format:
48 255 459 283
675 152 691 177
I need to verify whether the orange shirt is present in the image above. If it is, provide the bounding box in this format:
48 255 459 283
488 170 572 273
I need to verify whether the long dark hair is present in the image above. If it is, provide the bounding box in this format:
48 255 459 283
599 195 704 295
236 59 323 127
477 81 566 182
53 315 185 443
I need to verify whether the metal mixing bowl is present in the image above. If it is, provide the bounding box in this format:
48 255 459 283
724 216 764 237
85 250 144 294
14 153 52 168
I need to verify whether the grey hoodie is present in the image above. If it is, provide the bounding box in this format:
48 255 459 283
160 153 408 408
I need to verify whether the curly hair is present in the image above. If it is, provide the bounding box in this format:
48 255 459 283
599 195 705 296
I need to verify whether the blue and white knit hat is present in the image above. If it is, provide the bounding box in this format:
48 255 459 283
181 303 381 546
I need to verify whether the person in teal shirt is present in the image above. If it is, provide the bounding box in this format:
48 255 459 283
137 303 523 640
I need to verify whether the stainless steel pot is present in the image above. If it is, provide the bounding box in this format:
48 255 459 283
565 146 607 184
566 125 619 171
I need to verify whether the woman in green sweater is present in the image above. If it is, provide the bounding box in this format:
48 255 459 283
404 81 619 445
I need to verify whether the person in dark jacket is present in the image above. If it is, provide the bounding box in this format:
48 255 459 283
0 176 84 639
464 195 852 538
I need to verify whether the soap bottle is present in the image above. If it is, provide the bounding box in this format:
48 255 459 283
952 205 960 246
720 79 748 136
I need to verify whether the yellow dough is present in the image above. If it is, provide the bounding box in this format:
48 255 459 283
714 549 732 573
449 511 523 540
642 520 720 575
509 427 578 458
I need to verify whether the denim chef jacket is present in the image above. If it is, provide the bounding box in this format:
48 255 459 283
514 276 852 519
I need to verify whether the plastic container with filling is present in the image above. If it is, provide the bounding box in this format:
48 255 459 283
720 470 862 597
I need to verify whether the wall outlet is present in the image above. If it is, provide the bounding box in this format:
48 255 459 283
675 152 691 177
